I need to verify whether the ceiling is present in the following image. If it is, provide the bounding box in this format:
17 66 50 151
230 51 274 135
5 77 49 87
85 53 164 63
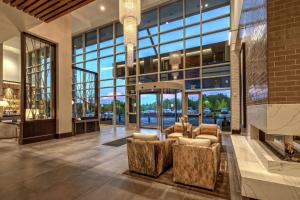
72 0 172 35
2 0 95 23
0 2 41 43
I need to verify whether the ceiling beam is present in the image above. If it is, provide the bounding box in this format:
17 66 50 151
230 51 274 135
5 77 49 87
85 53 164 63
45 0 94 23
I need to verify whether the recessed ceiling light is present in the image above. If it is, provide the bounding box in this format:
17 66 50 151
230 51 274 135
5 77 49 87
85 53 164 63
205 3 208 7
100 5 105 11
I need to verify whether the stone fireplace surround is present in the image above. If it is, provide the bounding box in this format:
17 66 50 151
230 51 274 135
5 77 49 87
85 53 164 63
247 104 300 177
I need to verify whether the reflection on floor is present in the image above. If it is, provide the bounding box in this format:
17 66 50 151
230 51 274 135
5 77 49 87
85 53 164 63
0 126 245 200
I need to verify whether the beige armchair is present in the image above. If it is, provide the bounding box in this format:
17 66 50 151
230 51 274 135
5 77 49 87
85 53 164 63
127 137 176 177
164 123 193 139
173 138 221 190
192 123 222 143
0 122 19 139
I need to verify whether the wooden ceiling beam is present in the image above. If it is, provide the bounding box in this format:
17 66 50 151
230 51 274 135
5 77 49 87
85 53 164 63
17 0 38 10
11 0 25 7
29 0 59 16
2 0 12 3
35 0 71 18
2 0 95 23
23 0 48 13
41 0 86 21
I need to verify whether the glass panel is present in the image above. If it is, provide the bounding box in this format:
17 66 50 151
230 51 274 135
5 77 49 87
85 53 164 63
72 35 83 55
100 56 114 79
85 51 97 60
185 80 201 90
72 68 97 118
202 17 230 34
73 55 83 63
202 42 227 65
202 65 230 78
160 43 183 71
202 89 231 130
140 93 158 127
202 30 229 45
202 4 230 21
138 36 158 48
187 93 199 126
185 42 200 68
186 68 200 79
128 65 136 76
160 29 183 43
116 54 125 67
129 96 137 113
25 35 55 120
160 41 184 54
100 96 113 124
99 47 114 57
185 0 200 25
115 22 124 44
160 0 183 32
160 71 184 81
185 24 200 37
162 93 176 129
127 77 136 85
116 96 125 125
100 88 114 96
185 37 200 49
139 46 158 74
85 30 97 52
100 80 114 88
116 44 125 54
85 59 97 72
127 85 136 94
139 74 158 83
139 9 158 37
99 25 113 48
202 76 230 89
116 86 125 95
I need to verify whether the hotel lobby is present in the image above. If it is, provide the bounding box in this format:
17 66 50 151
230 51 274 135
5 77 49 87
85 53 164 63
0 0 299 199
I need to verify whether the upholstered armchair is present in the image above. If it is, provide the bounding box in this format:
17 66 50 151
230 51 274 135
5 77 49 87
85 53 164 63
0 122 19 139
127 135 176 177
192 123 222 143
164 123 193 139
173 138 221 190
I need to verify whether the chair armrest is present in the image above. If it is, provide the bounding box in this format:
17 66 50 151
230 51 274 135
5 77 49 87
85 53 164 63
216 127 222 143
164 126 174 137
192 126 201 138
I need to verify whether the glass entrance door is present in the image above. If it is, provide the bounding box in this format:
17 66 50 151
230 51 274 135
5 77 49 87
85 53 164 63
187 93 201 126
162 93 176 130
140 93 159 128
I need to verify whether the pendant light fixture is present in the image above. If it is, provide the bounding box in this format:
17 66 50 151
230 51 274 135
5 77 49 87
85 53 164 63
119 0 141 67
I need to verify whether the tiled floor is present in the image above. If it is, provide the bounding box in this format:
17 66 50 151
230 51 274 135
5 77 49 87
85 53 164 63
0 126 244 200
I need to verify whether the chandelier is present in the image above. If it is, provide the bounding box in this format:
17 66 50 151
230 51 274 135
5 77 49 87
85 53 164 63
119 0 141 67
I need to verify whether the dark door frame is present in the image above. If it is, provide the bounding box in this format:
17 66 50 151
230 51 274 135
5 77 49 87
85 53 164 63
20 32 57 144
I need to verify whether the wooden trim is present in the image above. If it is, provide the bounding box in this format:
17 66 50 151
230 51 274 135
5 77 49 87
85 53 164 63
232 129 241 134
21 134 55 145
55 132 73 139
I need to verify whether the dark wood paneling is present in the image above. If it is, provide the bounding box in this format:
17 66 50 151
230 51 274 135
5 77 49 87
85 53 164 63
2 0 95 23
55 132 73 139
21 119 56 144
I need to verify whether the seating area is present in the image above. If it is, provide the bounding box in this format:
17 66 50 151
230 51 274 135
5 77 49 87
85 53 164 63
127 123 223 190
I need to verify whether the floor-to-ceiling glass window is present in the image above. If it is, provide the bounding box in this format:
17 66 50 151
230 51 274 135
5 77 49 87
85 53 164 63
72 0 231 129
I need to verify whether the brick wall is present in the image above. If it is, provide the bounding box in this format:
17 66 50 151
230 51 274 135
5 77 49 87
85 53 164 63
267 0 300 104
239 0 268 105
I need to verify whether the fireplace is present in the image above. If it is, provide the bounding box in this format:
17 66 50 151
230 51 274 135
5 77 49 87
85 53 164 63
259 130 300 162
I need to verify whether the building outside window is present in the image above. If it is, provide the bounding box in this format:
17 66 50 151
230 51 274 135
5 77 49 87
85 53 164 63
72 0 231 129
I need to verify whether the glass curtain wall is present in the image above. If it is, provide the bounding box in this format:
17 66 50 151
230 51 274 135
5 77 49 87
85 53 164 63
72 0 231 127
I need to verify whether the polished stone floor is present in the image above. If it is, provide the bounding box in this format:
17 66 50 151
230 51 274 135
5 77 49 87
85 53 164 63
0 126 245 200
